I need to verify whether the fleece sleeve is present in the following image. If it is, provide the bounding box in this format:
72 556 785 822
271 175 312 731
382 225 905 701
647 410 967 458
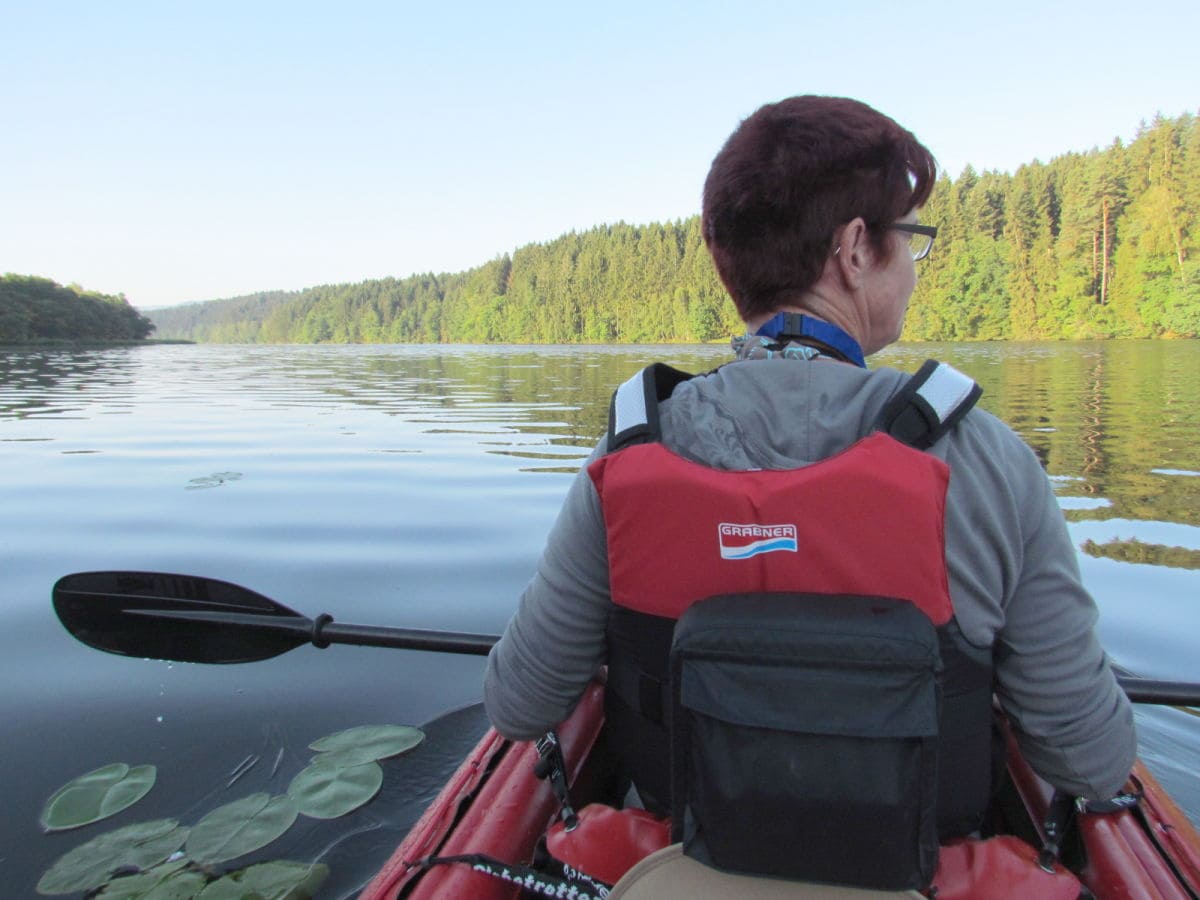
483 455 613 740
969 429 1137 800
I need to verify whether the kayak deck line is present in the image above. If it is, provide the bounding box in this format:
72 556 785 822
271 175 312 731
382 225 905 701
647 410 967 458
360 682 606 899
999 714 1200 898
1139 768 1200 890
366 727 509 893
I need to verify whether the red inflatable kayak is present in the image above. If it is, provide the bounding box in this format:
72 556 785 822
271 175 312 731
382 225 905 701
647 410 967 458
360 681 1200 899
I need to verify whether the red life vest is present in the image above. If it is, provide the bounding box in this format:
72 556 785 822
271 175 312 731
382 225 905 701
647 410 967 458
588 361 995 838
589 432 954 625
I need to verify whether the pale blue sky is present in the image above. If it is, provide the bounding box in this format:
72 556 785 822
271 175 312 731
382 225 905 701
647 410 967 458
2 1 1196 309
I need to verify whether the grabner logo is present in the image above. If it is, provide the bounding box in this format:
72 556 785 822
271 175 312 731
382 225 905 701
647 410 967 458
718 522 798 560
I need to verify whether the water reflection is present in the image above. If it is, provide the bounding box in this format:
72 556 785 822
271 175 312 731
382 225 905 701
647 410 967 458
0 349 141 420
3 339 1198 525
878 342 1200 573
2 341 1198 897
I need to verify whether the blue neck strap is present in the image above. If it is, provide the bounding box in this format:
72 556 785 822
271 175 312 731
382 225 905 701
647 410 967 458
753 313 866 368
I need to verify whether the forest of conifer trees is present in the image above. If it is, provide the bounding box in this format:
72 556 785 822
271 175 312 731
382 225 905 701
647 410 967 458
142 112 1197 344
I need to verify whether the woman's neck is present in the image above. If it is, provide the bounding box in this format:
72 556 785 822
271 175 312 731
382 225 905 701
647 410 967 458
746 312 866 368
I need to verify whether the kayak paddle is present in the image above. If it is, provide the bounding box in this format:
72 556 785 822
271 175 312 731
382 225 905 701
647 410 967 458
53 570 1200 708
1111 664 1200 707
53 571 500 664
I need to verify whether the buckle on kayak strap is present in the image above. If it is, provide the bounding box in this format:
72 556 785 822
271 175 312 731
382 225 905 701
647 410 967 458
535 731 579 831
1037 791 1077 872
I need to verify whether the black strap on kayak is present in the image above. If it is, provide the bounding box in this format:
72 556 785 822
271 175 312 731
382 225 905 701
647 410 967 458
1036 791 1078 872
1038 782 1147 875
420 852 612 899
535 730 579 831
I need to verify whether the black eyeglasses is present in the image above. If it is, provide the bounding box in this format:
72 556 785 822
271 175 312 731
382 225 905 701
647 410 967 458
888 223 938 261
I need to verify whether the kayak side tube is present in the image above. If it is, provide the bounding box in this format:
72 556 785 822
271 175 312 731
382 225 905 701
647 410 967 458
1001 716 1200 899
360 682 607 900
362 687 1200 900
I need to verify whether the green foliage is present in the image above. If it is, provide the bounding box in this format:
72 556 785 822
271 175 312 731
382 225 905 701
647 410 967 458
286 759 383 819
307 723 425 765
37 819 188 895
0 275 155 343
94 860 208 898
39 720 422 897
41 763 157 832
129 113 1200 344
92 860 327 900
185 793 298 865
11 115 1200 346
150 220 740 344
196 861 328 899
1081 538 1200 570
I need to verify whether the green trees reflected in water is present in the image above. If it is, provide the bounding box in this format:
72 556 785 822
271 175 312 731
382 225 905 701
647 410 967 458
4 343 1196 563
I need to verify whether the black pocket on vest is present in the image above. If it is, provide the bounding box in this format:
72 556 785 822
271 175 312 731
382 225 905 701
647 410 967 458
669 593 941 891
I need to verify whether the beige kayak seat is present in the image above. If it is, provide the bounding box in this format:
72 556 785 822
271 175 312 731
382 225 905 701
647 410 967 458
609 845 925 900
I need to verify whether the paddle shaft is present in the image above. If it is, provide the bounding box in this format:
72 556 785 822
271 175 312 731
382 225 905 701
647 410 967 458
296 621 1200 702
1119 678 1200 707
143 609 1197 703
53 571 1199 703
127 607 501 656
318 621 499 655
316 632 1199 701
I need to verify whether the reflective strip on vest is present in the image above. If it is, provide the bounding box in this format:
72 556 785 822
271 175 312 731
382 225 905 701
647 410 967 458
916 363 978 421
587 431 953 626
612 368 650 438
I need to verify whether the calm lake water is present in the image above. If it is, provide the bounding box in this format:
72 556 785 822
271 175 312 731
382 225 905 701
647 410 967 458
3 341 1198 898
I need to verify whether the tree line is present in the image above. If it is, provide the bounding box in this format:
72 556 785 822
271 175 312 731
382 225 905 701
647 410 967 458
0 275 155 343
906 112 1199 339
33 111 1200 345
148 216 741 345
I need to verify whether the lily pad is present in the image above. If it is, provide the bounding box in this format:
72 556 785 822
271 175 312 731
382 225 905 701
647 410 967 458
308 724 424 765
36 819 189 895
40 763 157 832
287 759 383 819
197 861 328 899
95 860 208 899
186 792 298 864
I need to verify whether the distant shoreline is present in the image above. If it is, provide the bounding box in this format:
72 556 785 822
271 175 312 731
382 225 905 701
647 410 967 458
0 338 195 348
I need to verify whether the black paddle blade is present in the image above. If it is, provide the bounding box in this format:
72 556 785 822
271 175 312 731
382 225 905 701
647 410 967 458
54 571 314 664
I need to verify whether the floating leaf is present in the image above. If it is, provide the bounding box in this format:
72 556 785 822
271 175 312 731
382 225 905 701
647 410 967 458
40 763 157 832
197 861 328 899
287 759 383 819
307 748 368 769
36 819 188 895
308 724 424 765
95 860 208 899
186 471 243 491
186 792 298 864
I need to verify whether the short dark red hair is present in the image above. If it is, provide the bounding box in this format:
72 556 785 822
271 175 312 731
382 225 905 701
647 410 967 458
702 96 937 322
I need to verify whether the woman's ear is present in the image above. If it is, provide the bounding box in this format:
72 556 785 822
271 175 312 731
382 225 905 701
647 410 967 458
835 217 874 287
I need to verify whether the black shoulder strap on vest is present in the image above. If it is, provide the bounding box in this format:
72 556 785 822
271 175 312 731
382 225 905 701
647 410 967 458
610 360 980 453
875 359 982 450
607 363 696 451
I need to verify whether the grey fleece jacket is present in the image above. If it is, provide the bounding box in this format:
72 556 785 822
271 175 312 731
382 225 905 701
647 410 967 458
483 357 1136 801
